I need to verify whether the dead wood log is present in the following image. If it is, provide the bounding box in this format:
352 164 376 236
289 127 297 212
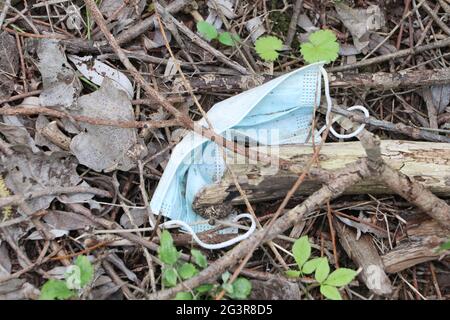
334 219 393 296
193 140 450 209
382 216 449 273
185 68 450 92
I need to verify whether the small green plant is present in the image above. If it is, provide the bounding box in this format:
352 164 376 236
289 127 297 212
300 29 340 64
196 21 240 46
254 36 284 62
286 236 357 300
253 29 340 64
158 230 251 300
39 255 94 300
437 239 450 252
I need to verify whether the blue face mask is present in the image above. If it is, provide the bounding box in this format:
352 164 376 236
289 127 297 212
150 63 368 250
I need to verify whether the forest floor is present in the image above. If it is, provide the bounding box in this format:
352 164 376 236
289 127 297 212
0 0 449 300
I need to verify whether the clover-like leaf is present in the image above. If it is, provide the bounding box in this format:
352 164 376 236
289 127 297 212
174 292 194 300
324 268 357 287
197 21 218 41
320 284 342 300
218 32 240 46
302 257 322 274
229 277 252 300
39 279 76 300
292 236 311 268
162 267 178 287
314 257 330 283
178 263 198 280
300 29 340 64
158 230 180 265
191 249 208 269
255 36 283 62
74 255 94 287
285 270 301 278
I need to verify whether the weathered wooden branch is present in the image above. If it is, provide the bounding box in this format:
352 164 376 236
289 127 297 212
185 68 450 92
382 217 449 273
194 140 450 209
334 219 393 296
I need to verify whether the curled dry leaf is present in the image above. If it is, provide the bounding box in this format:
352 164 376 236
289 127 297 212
1 148 91 214
37 39 82 109
69 78 141 172
335 3 385 52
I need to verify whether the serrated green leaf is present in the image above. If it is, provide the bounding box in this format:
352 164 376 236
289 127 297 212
300 29 340 64
65 265 81 290
74 255 94 287
314 257 330 283
174 292 193 300
255 36 283 62
191 249 208 268
229 277 252 300
178 263 198 280
285 270 301 278
218 32 239 46
302 257 322 274
320 284 342 300
162 267 178 287
158 230 180 265
39 279 75 300
196 284 214 294
292 236 311 268
324 268 357 287
197 21 218 41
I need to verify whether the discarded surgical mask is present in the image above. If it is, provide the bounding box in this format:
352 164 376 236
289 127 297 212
150 62 368 250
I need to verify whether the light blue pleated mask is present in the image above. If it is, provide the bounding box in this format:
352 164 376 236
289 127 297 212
150 62 367 249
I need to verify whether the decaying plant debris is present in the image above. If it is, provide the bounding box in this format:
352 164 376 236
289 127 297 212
0 0 449 300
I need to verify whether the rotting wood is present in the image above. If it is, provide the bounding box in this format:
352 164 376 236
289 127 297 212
382 216 449 273
193 140 450 209
184 68 450 92
333 219 393 296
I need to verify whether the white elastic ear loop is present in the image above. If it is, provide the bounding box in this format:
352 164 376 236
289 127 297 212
157 214 257 250
319 66 369 139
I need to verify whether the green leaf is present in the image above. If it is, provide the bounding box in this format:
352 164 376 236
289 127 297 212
300 29 340 64
314 257 330 283
162 267 178 287
195 284 214 294
197 21 218 41
229 277 252 300
254 36 283 62
174 292 194 300
302 257 322 274
324 268 357 287
218 32 239 46
438 240 450 252
39 279 75 300
320 284 342 300
285 270 301 278
158 230 180 265
74 255 94 287
65 265 81 290
221 271 231 284
178 263 198 280
292 236 311 268
191 249 208 268
222 283 234 295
